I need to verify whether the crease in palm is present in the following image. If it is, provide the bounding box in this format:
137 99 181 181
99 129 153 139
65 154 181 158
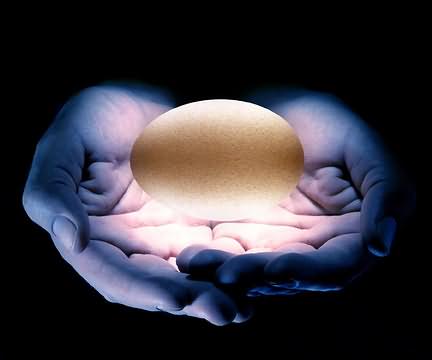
82 144 363 265
26 86 411 324
77 94 365 285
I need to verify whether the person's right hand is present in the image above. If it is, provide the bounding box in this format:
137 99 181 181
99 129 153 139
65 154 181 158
22 84 250 325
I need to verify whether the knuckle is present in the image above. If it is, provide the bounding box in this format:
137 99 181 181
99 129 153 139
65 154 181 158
22 185 43 218
22 187 33 214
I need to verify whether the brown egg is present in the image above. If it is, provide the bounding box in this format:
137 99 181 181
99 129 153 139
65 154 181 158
131 100 304 221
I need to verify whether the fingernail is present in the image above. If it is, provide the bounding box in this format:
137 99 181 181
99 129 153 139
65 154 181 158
248 287 299 297
252 285 276 295
268 280 299 289
368 217 397 257
270 289 300 296
247 290 262 298
52 216 78 252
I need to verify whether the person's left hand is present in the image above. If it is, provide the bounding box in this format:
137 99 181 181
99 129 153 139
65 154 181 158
23 84 251 325
177 91 415 296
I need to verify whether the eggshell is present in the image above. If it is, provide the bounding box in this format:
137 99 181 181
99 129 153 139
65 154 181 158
131 99 303 221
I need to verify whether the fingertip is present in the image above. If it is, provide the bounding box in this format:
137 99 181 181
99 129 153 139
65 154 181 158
264 253 306 283
366 243 388 257
23 184 89 254
176 245 209 273
52 216 78 252
216 264 240 286
233 303 254 323
216 253 277 286
189 289 238 326
367 216 397 257
178 247 234 278
152 279 192 312
52 215 89 253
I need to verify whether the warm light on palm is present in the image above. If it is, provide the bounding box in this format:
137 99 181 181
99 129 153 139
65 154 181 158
23 85 414 323
213 167 361 252
23 85 251 325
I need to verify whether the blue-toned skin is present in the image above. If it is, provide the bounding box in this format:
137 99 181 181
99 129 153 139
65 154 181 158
23 84 415 323
178 89 415 296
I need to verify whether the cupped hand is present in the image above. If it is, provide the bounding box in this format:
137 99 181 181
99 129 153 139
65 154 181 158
178 90 415 295
23 84 250 325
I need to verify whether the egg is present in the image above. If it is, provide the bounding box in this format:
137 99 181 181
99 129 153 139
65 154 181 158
131 99 304 221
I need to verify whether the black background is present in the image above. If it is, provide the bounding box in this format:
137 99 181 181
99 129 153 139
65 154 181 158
6 36 420 358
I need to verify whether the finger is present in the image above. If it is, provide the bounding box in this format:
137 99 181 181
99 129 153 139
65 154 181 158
279 183 360 216
66 240 250 325
297 169 362 214
78 162 137 216
128 253 179 273
176 245 211 273
216 252 282 287
265 233 364 291
212 212 359 250
65 240 247 324
177 246 234 276
345 128 415 256
247 286 300 297
279 186 327 215
210 237 245 254
361 179 415 256
110 181 153 214
183 287 238 326
64 241 191 312
275 242 316 253
89 201 182 229
23 131 89 253
175 236 244 275
167 257 179 270
177 237 245 278
233 302 254 323
183 277 254 326
89 218 212 258
116 199 210 227
222 205 325 227
213 222 303 250
163 290 253 325
245 247 273 253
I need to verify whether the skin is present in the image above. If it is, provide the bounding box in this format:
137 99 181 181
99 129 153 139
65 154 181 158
23 84 415 323
177 90 416 296
22 85 251 325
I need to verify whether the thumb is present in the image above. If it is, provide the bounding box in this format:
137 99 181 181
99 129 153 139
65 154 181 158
361 178 415 257
23 185 89 253
23 131 89 253
345 124 415 258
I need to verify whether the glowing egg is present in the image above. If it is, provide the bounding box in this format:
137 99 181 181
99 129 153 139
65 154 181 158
131 99 303 221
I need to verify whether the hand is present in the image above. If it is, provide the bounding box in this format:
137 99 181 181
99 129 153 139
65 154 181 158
23 84 250 325
178 90 415 295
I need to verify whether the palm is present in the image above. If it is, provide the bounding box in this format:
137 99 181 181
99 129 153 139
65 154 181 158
214 166 361 249
179 93 391 294
209 168 364 292
210 107 365 289
69 86 213 260
24 85 250 325
84 173 214 262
